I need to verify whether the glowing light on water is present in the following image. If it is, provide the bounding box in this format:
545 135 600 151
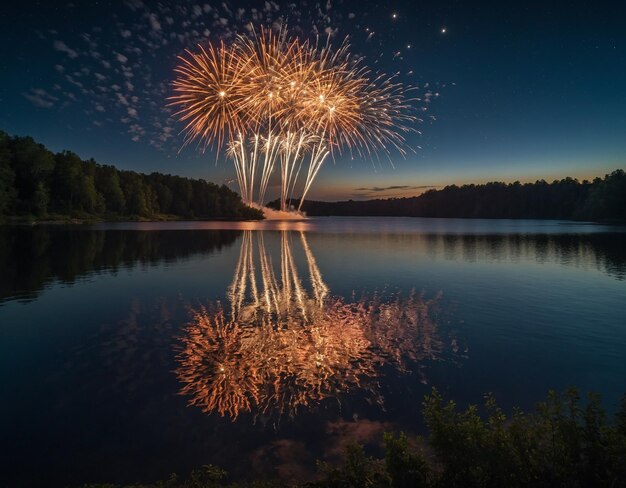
176 231 452 420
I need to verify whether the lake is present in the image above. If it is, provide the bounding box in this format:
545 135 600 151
1 217 625 486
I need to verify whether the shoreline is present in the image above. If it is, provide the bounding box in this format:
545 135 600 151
1 214 266 225
2 215 624 226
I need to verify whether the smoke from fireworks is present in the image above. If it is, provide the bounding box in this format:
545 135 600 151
170 26 419 210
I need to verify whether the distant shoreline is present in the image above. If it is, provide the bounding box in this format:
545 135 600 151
3 215 625 226
271 170 626 223
1 214 263 225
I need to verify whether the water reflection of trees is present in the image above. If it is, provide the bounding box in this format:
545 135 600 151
423 233 626 280
0 227 240 303
176 231 447 420
1 227 623 305
301 232 625 281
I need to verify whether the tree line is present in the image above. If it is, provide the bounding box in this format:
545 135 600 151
0 130 263 221
273 170 626 221
3 129 623 222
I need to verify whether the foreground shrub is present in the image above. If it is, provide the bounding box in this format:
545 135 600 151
83 388 626 488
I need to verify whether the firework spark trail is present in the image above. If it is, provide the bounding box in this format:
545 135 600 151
297 132 330 211
280 131 311 210
170 25 420 211
257 132 281 206
227 135 248 204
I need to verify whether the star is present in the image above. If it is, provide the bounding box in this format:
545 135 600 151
392 13 397 19
441 27 447 34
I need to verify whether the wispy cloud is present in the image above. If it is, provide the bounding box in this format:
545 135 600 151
350 184 442 199
53 40 78 58
23 88 58 108
354 185 440 193
147 13 161 31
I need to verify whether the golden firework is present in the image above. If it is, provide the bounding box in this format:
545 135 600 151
169 26 418 209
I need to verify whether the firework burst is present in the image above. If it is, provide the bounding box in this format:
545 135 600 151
169 25 419 210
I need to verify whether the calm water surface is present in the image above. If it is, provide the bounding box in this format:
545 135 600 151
1 217 625 486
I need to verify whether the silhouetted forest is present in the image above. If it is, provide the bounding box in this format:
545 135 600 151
0 131 263 221
3 130 624 223
273 170 626 221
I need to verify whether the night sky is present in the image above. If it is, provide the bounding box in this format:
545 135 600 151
1 1 625 201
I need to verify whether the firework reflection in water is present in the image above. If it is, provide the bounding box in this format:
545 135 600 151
176 231 448 420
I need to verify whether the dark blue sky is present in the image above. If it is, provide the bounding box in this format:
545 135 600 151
1 1 625 200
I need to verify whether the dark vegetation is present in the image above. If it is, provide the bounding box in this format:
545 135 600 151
272 170 626 221
82 388 626 488
0 131 263 222
3 129 623 223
